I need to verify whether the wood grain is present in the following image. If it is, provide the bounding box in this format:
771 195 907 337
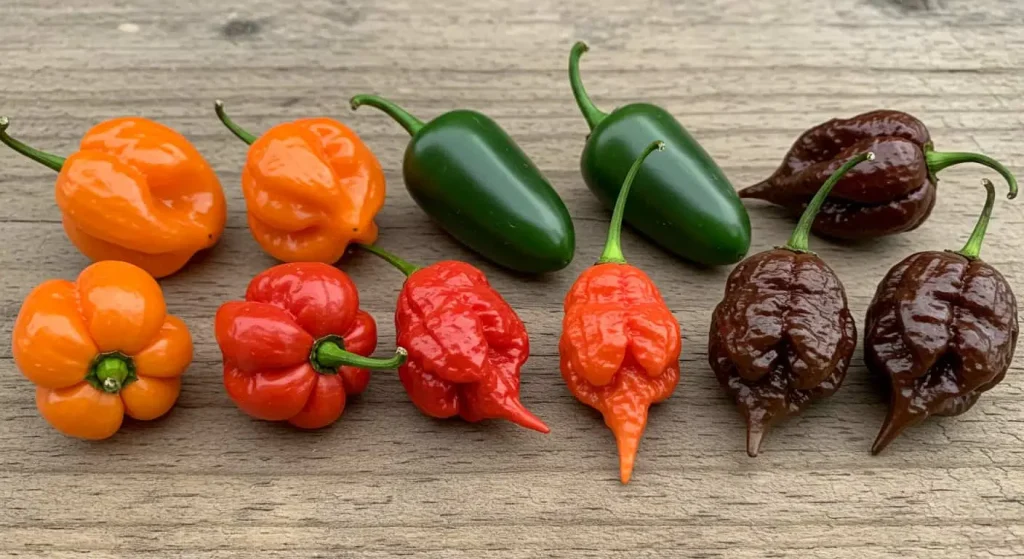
1 0 1023 557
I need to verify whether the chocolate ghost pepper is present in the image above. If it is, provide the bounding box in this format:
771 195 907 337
356 245 549 433
866 178 1018 454
740 110 1017 239
560 141 681 484
709 152 874 456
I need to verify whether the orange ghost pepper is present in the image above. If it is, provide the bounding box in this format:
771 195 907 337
559 141 681 484
12 261 193 440
214 101 385 263
0 116 226 278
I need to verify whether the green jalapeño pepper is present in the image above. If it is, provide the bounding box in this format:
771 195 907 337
569 42 751 266
350 94 575 274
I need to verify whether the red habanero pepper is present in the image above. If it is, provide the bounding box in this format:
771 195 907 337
215 263 406 429
356 245 550 433
560 141 681 484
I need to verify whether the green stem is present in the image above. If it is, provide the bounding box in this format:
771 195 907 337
350 94 425 136
956 179 999 260
311 336 407 373
214 100 258 145
568 41 609 130
0 116 65 172
926 148 1018 200
598 140 665 264
784 152 875 252
85 353 137 394
355 244 421 277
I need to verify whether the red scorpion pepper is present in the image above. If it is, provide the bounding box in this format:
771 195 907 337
356 245 549 433
215 263 406 429
560 141 681 483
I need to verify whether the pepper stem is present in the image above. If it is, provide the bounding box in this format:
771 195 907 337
925 148 1018 200
355 244 421 277
597 140 665 264
568 41 609 130
214 100 258 145
956 179 1000 260
350 94 425 136
85 353 137 394
311 336 407 373
784 152 875 252
0 116 65 172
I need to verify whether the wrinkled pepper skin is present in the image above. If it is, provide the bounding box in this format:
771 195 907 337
215 102 386 263
215 263 405 429
569 42 751 266
865 251 1018 453
390 260 549 432
708 250 856 455
560 264 680 483
741 110 1016 239
560 141 679 483
708 152 873 456
0 117 226 278
350 95 575 274
12 261 193 440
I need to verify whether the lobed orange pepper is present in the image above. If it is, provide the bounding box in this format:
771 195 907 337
560 142 681 484
12 261 193 440
0 116 226 278
215 101 386 263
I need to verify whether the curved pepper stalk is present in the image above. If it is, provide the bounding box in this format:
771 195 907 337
560 141 681 483
865 179 1018 454
709 153 873 456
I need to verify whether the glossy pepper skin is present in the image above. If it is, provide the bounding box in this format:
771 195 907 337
560 142 680 484
740 110 1018 240
866 179 1018 454
358 245 550 433
215 263 406 429
568 42 751 266
709 152 874 456
215 102 386 263
12 261 192 440
0 116 226 278
350 94 575 274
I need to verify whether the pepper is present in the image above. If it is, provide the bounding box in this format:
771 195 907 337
214 101 386 264
355 244 549 432
559 141 680 484
0 116 226 278
568 42 751 266
740 110 1018 240
708 152 874 456
865 178 1018 454
12 261 192 440
215 262 406 429
349 94 575 274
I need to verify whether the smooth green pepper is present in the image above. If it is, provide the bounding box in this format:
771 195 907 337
569 42 751 266
350 95 575 274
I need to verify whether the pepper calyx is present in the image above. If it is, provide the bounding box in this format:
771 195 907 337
85 352 137 394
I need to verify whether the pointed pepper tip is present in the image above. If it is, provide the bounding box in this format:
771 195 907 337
502 399 550 434
746 427 765 458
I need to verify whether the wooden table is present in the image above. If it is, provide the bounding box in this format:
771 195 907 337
3 1 1022 557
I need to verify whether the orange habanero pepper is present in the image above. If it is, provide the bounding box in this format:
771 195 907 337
560 142 681 484
0 116 226 278
215 101 385 263
12 261 193 440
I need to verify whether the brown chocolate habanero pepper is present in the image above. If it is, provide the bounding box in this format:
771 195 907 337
740 110 1017 240
709 152 874 456
866 178 1018 454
